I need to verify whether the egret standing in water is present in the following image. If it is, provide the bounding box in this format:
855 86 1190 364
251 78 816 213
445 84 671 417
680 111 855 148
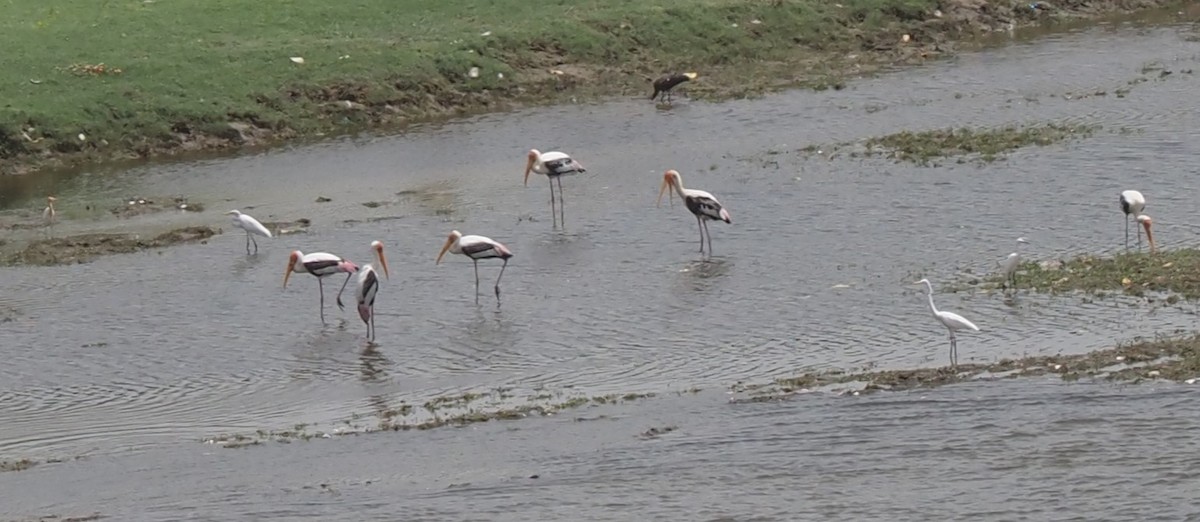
1120 190 1146 251
226 210 272 254
42 196 57 236
999 237 1029 291
914 278 979 368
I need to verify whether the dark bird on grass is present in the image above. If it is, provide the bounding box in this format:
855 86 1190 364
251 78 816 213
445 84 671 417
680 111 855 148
651 72 698 103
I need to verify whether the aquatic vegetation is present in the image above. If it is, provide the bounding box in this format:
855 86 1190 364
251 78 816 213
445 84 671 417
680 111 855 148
817 123 1099 166
201 388 660 449
3 226 218 266
972 248 1200 301
748 334 1200 398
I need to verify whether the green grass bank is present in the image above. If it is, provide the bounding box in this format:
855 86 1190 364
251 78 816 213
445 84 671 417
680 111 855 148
0 0 1182 174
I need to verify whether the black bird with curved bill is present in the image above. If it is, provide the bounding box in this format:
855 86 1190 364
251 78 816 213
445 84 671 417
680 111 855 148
651 72 698 103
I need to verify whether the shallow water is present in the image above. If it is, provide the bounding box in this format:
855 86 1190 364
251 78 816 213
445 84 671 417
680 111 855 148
3 14 1200 520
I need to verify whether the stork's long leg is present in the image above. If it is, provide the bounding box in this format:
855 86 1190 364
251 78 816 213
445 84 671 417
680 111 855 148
1125 216 1131 251
495 258 508 305
702 219 713 256
317 278 327 324
473 259 481 304
557 176 565 228
548 176 557 229
695 215 705 253
336 273 354 311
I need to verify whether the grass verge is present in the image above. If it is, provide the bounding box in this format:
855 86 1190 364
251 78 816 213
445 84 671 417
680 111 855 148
0 0 1183 174
972 248 1200 301
731 334 1200 402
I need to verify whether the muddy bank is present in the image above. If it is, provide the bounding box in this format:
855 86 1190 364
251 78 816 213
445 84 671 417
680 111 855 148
4 226 218 267
2 0 1191 176
954 248 1200 301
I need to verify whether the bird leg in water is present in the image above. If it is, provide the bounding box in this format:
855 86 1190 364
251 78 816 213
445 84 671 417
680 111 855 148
557 176 566 229
948 331 958 368
317 278 327 324
548 176 558 229
702 220 714 256
1125 216 1131 251
495 259 508 305
473 259 481 305
695 215 706 253
335 273 354 311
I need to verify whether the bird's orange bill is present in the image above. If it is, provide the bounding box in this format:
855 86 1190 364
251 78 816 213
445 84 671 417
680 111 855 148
656 177 674 208
283 255 298 288
684 72 698 80
1141 218 1156 253
436 235 456 264
523 153 537 186
375 245 391 279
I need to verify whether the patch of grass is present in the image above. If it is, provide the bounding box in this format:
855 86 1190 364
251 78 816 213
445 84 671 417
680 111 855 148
859 123 1098 166
738 334 1200 400
3 226 218 266
975 249 1200 300
0 0 1179 173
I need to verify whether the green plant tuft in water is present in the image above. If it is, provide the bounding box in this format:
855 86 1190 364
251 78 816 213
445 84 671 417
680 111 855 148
860 123 1098 166
975 248 1200 300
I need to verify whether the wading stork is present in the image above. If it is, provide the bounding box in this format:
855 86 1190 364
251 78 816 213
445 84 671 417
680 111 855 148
284 250 359 324
525 149 586 228
657 169 731 255
436 230 514 305
1120 190 1146 251
337 241 390 341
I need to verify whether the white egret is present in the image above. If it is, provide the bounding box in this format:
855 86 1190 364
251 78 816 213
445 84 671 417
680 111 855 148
914 278 979 368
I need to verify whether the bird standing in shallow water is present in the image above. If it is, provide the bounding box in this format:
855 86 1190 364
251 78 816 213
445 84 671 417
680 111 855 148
657 169 731 255
1136 214 1156 254
914 278 979 368
436 230 514 305
337 241 390 342
1120 190 1146 251
226 210 272 254
651 72 698 104
283 251 359 324
999 237 1029 291
42 196 57 236
524 149 586 229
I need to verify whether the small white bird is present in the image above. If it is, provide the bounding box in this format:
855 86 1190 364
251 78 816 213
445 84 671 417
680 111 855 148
436 230 514 305
1120 190 1146 251
657 169 731 255
42 195 57 235
999 237 1029 291
226 210 272 254
524 149 586 229
914 278 980 368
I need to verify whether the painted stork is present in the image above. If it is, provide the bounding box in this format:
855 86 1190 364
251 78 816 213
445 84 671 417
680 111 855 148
651 72 698 103
915 278 979 368
656 169 731 255
525 149 586 228
283 250 359 324
1136 214 1156 254
999 237 1029 291
1120 190 1146 250
436 230 514 304
337 241 390 341
226 210 272 254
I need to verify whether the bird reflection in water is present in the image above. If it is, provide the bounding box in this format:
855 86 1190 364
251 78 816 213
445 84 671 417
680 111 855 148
359 345 393 383
231 250 269 277
677 257 733 293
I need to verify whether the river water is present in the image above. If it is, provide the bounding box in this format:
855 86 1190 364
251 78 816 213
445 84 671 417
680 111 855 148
3 13 1200 521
